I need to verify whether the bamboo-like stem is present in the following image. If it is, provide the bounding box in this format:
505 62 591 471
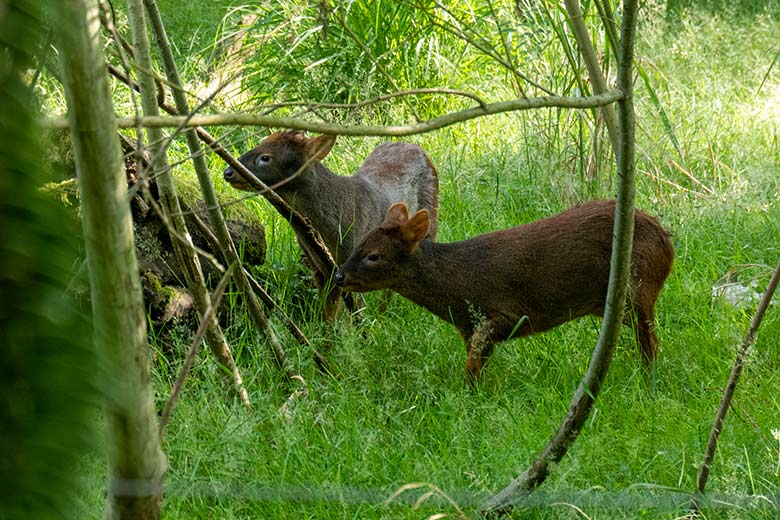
482 0 638 514
594 0 620 56
52 0 167 517
143 0 292 378
693 262 780 512
45 90 625 133
126 0 250 408
563 0 619 153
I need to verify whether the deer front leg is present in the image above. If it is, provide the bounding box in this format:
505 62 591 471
464 320 497 384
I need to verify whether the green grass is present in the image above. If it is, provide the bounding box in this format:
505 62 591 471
59 1 780 518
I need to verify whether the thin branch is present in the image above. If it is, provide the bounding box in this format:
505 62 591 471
127 0 249 406
693 262 780 512
144 0 294 380
249 87 489 112
159 262 237 437
482 0 639 513
45 90 625 133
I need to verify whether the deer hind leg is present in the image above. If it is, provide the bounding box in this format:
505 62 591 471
635 308 659 368
628 289 659 368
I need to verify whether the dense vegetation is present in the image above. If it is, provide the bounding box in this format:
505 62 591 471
39 0 780 517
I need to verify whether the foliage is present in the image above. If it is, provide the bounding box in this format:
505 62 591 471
0 1 95 518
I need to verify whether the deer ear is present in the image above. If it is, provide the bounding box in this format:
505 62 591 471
400 209 429 252
382 202 409 228
307 134 336 162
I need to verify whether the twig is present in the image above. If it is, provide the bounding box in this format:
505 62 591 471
667 158 716 196
692 261 780 512
159 262 237 436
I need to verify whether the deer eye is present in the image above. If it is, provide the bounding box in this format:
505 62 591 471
255 154 271 165
366 253 380 262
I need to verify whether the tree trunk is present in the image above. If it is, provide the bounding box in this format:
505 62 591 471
53 1 166 518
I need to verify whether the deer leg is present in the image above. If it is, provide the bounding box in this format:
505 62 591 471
628 285 660 368
635 309 659 368
464 321 497 384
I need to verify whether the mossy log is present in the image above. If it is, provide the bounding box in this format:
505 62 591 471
46 131 267 328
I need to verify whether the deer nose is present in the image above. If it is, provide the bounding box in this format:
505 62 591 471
334 270 345 286
223 166 234 181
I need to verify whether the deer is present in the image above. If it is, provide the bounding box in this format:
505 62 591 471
334 199 674 382
223 130 439 319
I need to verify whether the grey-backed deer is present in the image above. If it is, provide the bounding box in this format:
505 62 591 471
334 200 674 381
224 130 438 319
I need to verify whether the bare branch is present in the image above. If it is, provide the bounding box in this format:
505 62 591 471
693 262 780 512
45 90 625 134
482 0 639 513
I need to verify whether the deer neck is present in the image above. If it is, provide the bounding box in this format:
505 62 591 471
279 163 368 263
392 240 482 330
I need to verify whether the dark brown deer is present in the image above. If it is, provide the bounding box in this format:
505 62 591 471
334 199 674 381
224 130 438 319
